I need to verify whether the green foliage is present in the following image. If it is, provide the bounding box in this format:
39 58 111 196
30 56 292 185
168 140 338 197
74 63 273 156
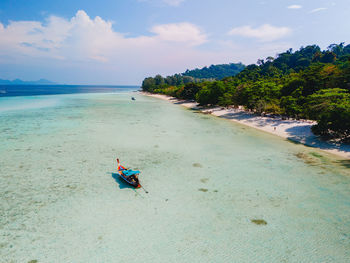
305 89 349 119
141 62 245 93
281 75 304 96
280 96 303 117
178 83 201 100
218 93 234 107
314 104 350 142
141 77 156 92
183 63 245 80
196 81 225 105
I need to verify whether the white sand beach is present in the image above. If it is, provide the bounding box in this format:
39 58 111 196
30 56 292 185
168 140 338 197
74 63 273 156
141 92 350 160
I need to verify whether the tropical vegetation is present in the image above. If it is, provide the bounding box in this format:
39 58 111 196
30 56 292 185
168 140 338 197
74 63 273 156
142 43 350 142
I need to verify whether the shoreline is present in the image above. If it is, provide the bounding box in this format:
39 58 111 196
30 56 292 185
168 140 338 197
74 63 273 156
140 92 350 160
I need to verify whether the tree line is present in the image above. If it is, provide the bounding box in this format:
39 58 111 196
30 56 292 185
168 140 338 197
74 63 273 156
141 63 245 92
182 63 245 79
142 43 350 142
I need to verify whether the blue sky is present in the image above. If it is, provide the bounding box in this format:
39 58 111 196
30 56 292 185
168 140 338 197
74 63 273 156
0 0 349 84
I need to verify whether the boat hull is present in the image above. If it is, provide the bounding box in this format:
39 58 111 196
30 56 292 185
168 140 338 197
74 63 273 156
119 172 141 188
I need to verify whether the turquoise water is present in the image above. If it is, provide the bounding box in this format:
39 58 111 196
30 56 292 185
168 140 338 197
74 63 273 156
1 92 349 262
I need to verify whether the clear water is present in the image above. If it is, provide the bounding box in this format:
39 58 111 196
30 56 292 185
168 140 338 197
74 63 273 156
0 85 139 97
0 92 349 262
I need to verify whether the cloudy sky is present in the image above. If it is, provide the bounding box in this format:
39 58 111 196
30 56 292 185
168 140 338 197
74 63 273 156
0 0 349 84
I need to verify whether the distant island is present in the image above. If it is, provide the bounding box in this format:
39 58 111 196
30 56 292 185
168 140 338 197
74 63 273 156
0 78 58 85
141 43 350 142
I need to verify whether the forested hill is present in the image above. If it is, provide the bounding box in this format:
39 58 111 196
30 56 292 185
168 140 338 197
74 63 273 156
182 63 245 80
141 43 350 142
141 62 245 93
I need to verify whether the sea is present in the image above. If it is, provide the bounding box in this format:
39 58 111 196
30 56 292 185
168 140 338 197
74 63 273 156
0 85 349 262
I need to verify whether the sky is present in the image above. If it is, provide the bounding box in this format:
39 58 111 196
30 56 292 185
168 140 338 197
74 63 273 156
0 0 349 85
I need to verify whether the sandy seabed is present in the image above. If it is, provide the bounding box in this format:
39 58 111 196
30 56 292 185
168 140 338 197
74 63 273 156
141 92 350 160
1 92 350 262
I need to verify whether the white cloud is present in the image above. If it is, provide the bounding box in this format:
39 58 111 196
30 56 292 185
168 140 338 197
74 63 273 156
0 10 216 83
228 24 291 42
0 10 295 84
310 7 327 13
287 5 302 9
0 10 206 63
150 23 206 46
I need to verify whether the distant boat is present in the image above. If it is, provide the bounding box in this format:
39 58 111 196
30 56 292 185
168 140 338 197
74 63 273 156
131 97 136 101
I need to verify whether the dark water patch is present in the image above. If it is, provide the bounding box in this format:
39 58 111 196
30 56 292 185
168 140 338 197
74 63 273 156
295 152 318 165
0 242 7 248
154 145 159 148
58 168 65 171
295 152 306 159
213 190 218 193
294 152 347 176
193 163 202 168
251 219 267 225
198 188 208 192
336 160 350 169
310 152 324 159
200 178 208 183
287 139 302 145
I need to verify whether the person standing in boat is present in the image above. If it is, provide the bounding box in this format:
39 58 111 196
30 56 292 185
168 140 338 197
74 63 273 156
117 158 126 172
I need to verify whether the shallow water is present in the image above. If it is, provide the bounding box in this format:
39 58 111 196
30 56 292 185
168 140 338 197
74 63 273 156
1 92 350 262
